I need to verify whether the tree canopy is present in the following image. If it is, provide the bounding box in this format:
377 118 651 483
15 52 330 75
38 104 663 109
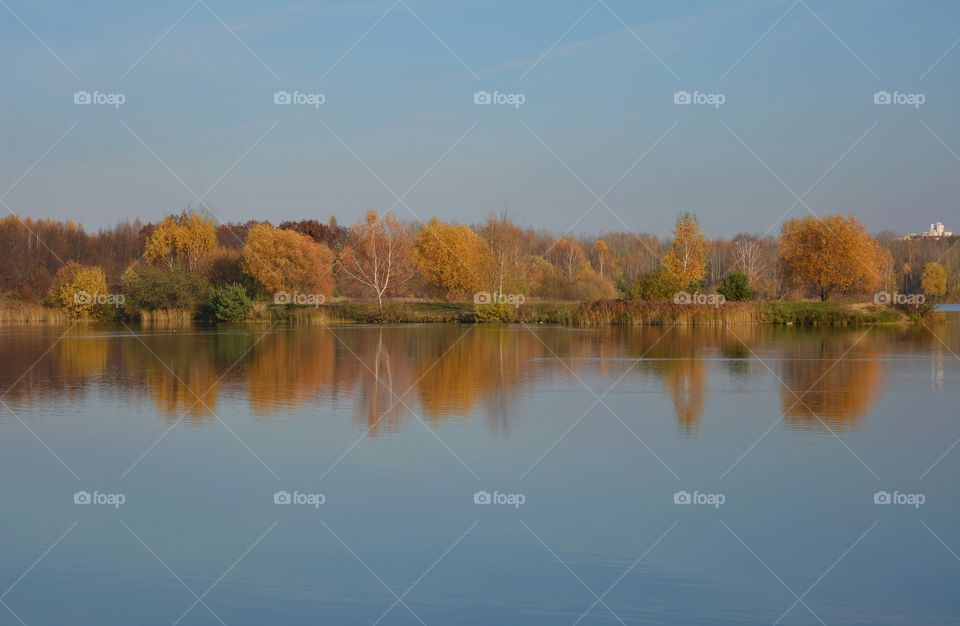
779 215 884 300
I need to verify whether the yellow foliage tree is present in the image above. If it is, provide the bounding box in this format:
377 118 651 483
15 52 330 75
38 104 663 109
145 212 219 272
778 214 884 301
921 262 948 299
663 213 707 289
414 218 492 299
47 261 109 318
242 223 335 295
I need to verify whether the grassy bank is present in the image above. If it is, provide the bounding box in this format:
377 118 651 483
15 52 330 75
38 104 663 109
253 299 912 326
0 299 920 327
569 300 757 326
569 300 911 326
757 302 909 325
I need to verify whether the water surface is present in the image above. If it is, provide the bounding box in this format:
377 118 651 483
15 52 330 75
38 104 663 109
0 323 958 625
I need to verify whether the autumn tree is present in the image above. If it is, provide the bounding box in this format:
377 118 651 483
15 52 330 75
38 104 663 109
542 238 614 300
414 218 492 299
47 261 109 318
278 218 347 250
479 211 529 295
591 239 615 279
144 211 219 272
663 213 707 290
549 238 590 281
602 232 662 281
242 223 335 295
337 210 414 314
921 262 948 299
732 234 765 284
778 214 884 301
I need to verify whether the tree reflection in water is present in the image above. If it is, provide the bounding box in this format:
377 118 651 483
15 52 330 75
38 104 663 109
0 323 933 436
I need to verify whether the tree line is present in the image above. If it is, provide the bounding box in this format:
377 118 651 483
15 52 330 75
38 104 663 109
0 210 956 320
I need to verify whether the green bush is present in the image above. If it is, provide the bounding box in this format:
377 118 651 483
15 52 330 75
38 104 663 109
207 283 252 321
626 267 682 301
121 264 209 316
718 271 753 301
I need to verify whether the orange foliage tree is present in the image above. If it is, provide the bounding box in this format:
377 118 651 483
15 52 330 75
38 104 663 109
779 214 884 301
414 218 492 299
242 223 335 295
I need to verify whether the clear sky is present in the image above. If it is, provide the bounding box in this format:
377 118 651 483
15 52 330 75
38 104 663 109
1 0 958 237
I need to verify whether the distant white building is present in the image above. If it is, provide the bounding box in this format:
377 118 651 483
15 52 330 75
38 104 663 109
905 222 954 240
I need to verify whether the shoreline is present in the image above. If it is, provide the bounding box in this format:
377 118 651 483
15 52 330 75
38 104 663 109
0 299 934 327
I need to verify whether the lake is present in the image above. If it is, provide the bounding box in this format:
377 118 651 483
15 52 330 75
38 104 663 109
0 322 958 625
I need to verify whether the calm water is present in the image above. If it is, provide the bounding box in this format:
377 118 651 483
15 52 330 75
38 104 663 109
0 323 958 625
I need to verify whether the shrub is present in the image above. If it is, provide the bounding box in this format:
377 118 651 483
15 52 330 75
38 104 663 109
626 267 682 301
47 262 109 318
474 302 514 323
207 284 252 321
718 271 753 301
121 264 209 316
378 302 413 323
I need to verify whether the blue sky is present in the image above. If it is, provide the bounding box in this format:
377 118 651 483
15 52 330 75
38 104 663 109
1 0 958 236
